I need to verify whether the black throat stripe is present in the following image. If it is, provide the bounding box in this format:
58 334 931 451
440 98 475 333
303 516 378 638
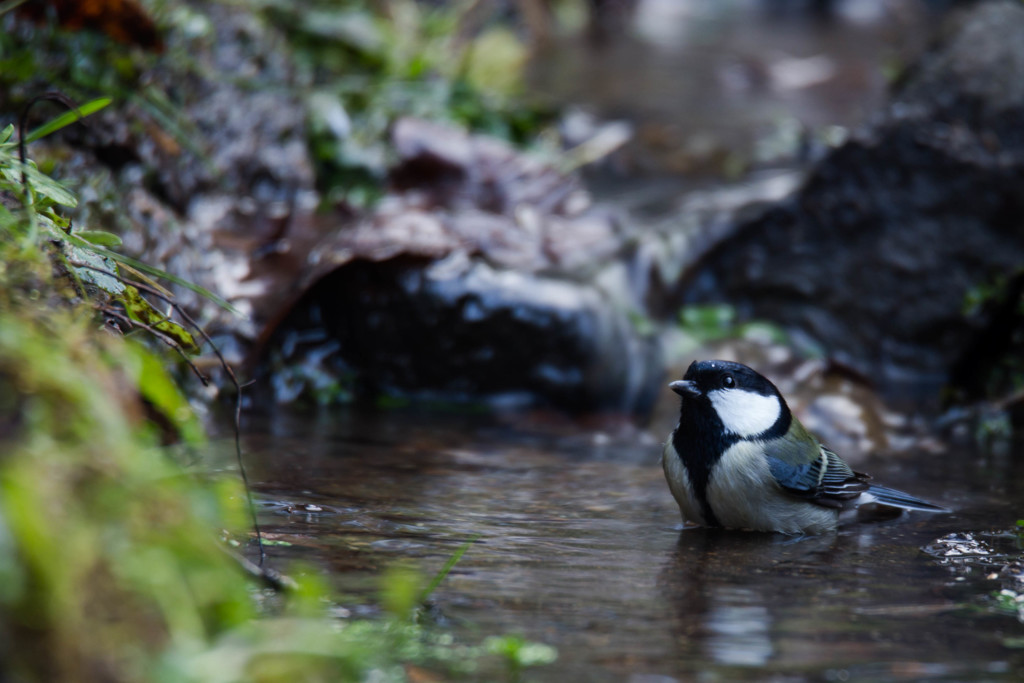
671 417 736 528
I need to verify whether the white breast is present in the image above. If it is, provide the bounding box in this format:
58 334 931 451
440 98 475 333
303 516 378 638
662 438 705 526
707 441 838 534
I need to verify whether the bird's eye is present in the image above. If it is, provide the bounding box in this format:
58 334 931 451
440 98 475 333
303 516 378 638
722 375 735 389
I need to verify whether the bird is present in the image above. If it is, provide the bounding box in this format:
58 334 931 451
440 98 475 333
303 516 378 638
662 359 946 534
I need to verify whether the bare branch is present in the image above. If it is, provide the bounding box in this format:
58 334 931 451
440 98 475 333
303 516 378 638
68 260 266 565
100 306 210 386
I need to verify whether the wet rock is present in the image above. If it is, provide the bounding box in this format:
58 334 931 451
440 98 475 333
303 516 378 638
259 254 660 413
674 1 1024 395
1000 560 1024 586
637 170 806 318
255 119 660 413
922 532 995 562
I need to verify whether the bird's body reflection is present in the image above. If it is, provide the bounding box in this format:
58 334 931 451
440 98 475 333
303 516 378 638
658 529 839 669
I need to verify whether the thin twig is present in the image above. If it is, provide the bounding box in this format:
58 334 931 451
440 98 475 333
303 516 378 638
100 306 210 386
112 278 264 565
220 545 297 593
67 260 266 564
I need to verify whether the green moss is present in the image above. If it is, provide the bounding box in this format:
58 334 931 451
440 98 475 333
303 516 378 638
677 303 789 346
0 74 554 683
0 294 252 680
956 271 1024 402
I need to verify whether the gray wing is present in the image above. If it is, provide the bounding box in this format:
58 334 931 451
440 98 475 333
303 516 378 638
764 436 870 509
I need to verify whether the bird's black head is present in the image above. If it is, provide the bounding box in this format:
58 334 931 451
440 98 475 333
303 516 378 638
670 360 790 441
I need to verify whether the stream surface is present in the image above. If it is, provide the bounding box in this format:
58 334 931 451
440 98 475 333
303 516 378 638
529 0 937 195
243 407 1024 682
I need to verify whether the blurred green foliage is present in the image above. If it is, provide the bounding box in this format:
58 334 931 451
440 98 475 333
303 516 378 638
0 18 144 100
959 272 1024 401
0 116 260 679
263 0 556 206
0 94 554 682
677 303 788 347
0 305 253 680
484 635 559 679
991 588 1024 623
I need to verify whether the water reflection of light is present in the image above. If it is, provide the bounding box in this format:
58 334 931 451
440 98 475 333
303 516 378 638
705 586 773 666
633 0 700 48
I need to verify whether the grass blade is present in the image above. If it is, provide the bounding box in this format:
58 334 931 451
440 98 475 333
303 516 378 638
419 534 481 604
25 97 112 143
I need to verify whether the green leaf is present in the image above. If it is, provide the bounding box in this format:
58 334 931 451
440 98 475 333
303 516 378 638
24 97 112 144
0 203 15 231
60 240 201 355
380 565 422 620
122 286 201 355
679 304 737 338
63 242 125 295
76 230 123 248
484 635 558 668
60 231 243 317
0 161 78 207
126 340 207 445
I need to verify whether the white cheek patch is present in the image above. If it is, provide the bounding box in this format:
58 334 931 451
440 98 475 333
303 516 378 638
708 389 781 438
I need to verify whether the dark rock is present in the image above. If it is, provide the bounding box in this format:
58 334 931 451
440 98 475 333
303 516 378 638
260 254 660 413
677 1 1024 395
255 119 661 414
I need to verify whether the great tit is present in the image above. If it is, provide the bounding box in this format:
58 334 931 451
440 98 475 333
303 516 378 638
662 360 946 534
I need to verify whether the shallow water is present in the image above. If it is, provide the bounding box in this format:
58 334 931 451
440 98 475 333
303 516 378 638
242 406 1024 682
529 0 938 186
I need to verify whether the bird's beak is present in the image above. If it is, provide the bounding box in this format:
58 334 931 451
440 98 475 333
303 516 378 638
669 380 701 397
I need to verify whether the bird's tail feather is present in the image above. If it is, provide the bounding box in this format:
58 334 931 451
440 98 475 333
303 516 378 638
863 484 948 512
